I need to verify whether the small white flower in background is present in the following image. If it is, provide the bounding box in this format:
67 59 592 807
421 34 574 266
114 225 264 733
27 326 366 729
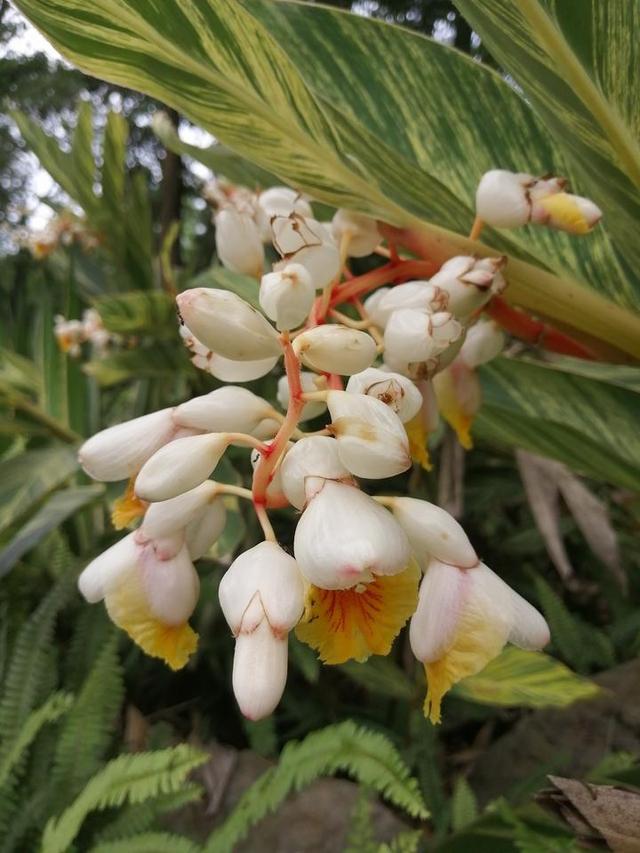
79 408 178 482
259 263 315 330
476 169 602 234
280 435 352 509
458 319 506 368
54 315 85 356
428 256 506 318
173 386 275 435
134 432 232 502
410 558 550 722
180 325 278 382
346 367 422 423
293 325 377 376
293 480 410 589
331 209 381 258
326 389 411 479
277 371 327 422
256 186 313 240
219 541 305 719
384 308 464 378
176 288 281 361
214 207 264 278
368 282 449 328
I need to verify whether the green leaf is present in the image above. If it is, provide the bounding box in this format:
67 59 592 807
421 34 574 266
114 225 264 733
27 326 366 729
14 0 640 352
450 777 479 832
0 446 78 536
205 721 428 852
455 0 640 305
41 745 208 853
89 833 202 853
94 291 177 337
475 356 640 490
0 485 104 578
339 657 415 701
71 100 99 218
84 343 189 387
188 267 260 310
453 647 600 709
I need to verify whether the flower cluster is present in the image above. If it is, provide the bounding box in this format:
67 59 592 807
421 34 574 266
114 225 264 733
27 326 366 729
76 167 601 722
54 308 113 356
20 212 100 259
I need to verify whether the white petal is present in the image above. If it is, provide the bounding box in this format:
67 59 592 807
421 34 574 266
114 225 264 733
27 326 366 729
139 542 200 625
78 533 139 603
346 368 422 422
135 433 230 502
506 586 550 649
141 481 218 540
293 325 376 376
232 614 289 720
215 208 264 278
174 386 273 433
78 408 176 482
475 170 532 228
410 560 468 663
277 372 327 422
374 282 448 328
280 436 350 509
331 209 380 258
459 320 505 368
184 498 227 560
259 264 315 331
293 481 410 589
390 497 478 569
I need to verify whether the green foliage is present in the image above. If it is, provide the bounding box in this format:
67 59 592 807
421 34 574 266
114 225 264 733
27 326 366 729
94 292 178 338
205 721 428 852
339 657 415 701
89 833 203 853
41 745 207 853
450 777 479 831
92 787 204 845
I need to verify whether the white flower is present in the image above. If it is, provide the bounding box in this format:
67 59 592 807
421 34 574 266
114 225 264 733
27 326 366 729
259 263 315 330
136 539 200 626
369 282 449 328
459 319 505 368
331 209 380 258
176 288 281 361
363 287 390 325
383 309 464 378
293 325 377 376
277 371 327 422
387 496 478 569
79 408 177 482
475 170 536 228
180 325 278 382
294 480 411 589
78 532 139 603
141 481 218 540
174 386 274 434
346 367 422 423
326 389 411 478
530 192 602 234
184 499 227 560
219 541 305 720
256 187 313 240
280 436 352 509
428 256 506 319
215 207 264 278
271 213 340 289
135 433 231 502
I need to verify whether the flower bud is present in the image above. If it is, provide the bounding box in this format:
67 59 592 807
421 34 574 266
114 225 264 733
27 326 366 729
180 325 278 382
252 418 281 440
371 282 449 328
277 371 327 422
78 532 139 603
363 287 390 326
176 288 281 361
184 499 227 560
531 192 602 234
384 309 464 378
271 213 340 289
138 541 200 625
232 603 289 720
387 496 478 569
293 325 376 376
346 367 422 423
135 433 230 502
259 263 315 330
331 209 380 258
79 408 177 482
256 186 313 240
280 436 351 509
220 541 305 636
433 361 481 450
459 319 505 368
214 207 264 278
475 170 535 228
174 386 274 434
326 390 411 478
294 480 411 589
141 481 218 540
428 256 506 318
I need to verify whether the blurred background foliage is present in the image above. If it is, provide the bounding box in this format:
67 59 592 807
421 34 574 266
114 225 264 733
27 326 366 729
1 0 640 850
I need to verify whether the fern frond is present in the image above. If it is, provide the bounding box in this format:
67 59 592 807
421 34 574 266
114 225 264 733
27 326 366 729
0 789 49 853
92 786 203 843
344 788 378 853
378 830 423 853
63 606 114 693
41 745 208 853
0 574 74 751
0 691 73 789
450 777 478 831
88 831 202 853
204 721 428 853
51 633 123 810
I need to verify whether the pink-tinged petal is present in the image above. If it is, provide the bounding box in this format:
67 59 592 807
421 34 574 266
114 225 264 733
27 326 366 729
507 591 550 650
410 559 470 663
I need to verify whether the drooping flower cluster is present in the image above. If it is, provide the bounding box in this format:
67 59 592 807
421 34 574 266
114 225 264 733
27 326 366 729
76 167 601 722
54 308 113 356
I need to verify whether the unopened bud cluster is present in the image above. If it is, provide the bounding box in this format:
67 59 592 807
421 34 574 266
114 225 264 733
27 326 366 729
74 163 601 721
